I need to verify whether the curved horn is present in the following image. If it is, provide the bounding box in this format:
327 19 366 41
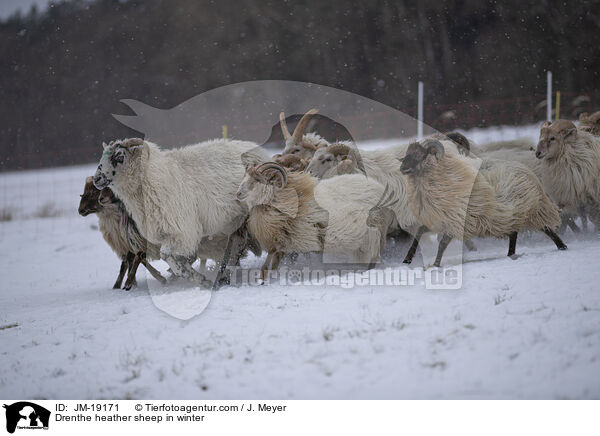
422 139 445 158
280 112 291 140
257 162 287 186
121 138 144 148
292 109 318 143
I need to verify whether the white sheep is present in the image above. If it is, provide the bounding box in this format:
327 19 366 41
235 162 390 279
399 139 567 266
93 138 270 285
535 119 600 231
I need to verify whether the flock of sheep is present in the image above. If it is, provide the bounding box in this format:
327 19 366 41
77 109 600 290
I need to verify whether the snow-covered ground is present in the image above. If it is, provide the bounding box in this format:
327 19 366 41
1 125 599 399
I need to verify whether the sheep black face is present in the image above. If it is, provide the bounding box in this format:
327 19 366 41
93 138 145 190
400 140 445 176
98 187 119 207
78 176 102 216
236 162 287 207
536 120 577 160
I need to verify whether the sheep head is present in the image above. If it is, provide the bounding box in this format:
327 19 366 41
399 139 445 176
306 142 364 179
98 187 119 207
536 119 576 160
274 154 309 172
78 176 102 216
93 138 146 190
78 176 118 216
578 111 600 135
279 109 324 160
237 162 288 207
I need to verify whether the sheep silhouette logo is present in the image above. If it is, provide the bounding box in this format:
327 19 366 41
2 402 50 434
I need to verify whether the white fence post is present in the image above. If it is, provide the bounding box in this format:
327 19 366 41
547 71 552 122
417 81 424 140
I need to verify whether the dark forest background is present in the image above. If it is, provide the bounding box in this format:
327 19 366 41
1 0 600 170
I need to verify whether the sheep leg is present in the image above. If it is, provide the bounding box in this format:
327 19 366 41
566 216 581 233
162 250 211 286
113 254 130 289
213 225 248 290
433 234 452 267
141 257 167 284
464 239 477 252
542 227 568 250
123 253 143 290
271 251 284 271
128 252 138 287
579 207 588 232
403 225 426 264
507 232 518 257
260 251 275 282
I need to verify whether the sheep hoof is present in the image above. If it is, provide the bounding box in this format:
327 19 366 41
558 245 567 251
211 275 230 291
508 254 521 260
402 259 412 264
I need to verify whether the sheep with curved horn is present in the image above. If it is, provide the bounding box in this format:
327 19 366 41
236 161 389 279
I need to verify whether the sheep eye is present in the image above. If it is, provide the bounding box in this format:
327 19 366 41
111 153 124 166
550 137 555 141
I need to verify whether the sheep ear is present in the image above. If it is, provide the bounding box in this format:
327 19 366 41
579 112 588 120
541 121 552 128
563 126 577 139
102 141 108 150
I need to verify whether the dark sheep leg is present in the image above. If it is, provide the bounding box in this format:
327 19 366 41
113 253 133 289
123 253 142 290
433 234 452 267
213 222 249 290
403 225 426 264
543 227 568 250
507 232 518 257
